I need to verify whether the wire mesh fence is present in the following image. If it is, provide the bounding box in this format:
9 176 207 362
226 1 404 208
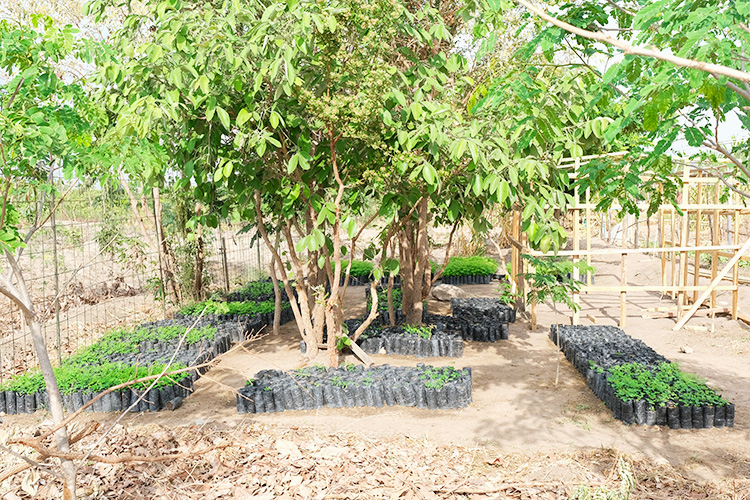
0 201 274 383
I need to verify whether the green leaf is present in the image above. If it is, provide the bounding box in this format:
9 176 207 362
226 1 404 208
237 108 251 126
422 163 437 185
499 180 510 204
684 127 704 147
287 154 299 174
472 174 483 196
197 75 209 95
216 107 230 129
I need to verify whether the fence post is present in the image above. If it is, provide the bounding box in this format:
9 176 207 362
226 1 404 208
256 230 262 277
221 236 230 292
151 192 167 318
51 187 62 364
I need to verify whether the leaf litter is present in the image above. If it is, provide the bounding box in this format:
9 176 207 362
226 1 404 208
1 421 748 499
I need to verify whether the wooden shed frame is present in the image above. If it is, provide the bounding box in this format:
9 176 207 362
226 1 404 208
508 153 750 330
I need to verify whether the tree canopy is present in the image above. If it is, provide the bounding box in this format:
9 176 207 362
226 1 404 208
499 0 750 206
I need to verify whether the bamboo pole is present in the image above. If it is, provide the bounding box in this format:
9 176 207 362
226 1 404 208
732 210 740 320
573 158 580 325
620 213 627 327
692 171 703 303
711 182 720 308
674 235 750 330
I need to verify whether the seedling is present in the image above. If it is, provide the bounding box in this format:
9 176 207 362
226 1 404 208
402 324 434 339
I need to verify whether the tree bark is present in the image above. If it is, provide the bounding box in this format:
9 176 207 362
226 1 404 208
269 231 282 336
254 191 321 360
152 187 182 304
194 202 205 301
398 197 430 325
0 254 76 497
29 318 77 497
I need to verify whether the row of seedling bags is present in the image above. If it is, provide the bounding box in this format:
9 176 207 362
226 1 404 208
551 325 734 429
237 364 472 413
0 373 196 415
1 283 294 415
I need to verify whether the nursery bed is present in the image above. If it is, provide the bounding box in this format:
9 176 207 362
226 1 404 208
237 364 472 413
0 280 296 415
550 324 735 429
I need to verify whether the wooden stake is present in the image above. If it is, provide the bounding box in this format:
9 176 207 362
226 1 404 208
677 166 690 318
660 203 666 291
572 158 580 325
674 235 750 330
620 214 627 327
670 207 676 299
732 210 740 320
692 171 703 303
711 182 720 309
586 187 592 286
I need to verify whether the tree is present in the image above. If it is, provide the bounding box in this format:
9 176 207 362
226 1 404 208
496 0 750 206
0 16 107 497
96 0 489 363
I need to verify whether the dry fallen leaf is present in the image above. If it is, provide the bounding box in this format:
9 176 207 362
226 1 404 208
275 439 303 460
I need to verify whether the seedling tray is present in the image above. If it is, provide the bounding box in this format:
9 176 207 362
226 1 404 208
551 324 734 429
237 364 472 413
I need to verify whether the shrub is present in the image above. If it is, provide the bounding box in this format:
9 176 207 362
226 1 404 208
179 298 289 317
346 260 374 279
235 281 275 299
66 324 218 366
442 256 498 277
367 287 403 312
0 361 189 395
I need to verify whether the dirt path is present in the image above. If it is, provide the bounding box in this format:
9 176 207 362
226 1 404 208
6 243 750 487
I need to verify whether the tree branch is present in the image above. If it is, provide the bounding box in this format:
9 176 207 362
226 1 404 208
701 139 750 182
605 0 634 17
12 438 229 465
713 74 750 102
513 0 750 82
688 163 750 199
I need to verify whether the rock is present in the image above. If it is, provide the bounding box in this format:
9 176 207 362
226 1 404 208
432 284 467 301
679 346 694 354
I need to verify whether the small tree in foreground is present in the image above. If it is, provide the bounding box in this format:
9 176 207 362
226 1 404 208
0 17 106 496
523 255 594 385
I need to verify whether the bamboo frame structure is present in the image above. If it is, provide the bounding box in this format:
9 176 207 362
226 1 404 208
509 154 749 330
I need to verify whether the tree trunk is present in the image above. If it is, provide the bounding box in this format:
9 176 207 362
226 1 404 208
387 272 396 327
123 177 185 303
119 172 156 249
194 202 205 301
28 317 77 496
268 251 282 335
152 187 182 303
1 258 77 497
398 198 430 325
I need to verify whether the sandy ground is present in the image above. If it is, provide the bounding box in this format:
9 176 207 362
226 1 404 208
5 240 750 486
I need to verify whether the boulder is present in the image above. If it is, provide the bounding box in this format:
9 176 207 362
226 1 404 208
431 284 467 302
